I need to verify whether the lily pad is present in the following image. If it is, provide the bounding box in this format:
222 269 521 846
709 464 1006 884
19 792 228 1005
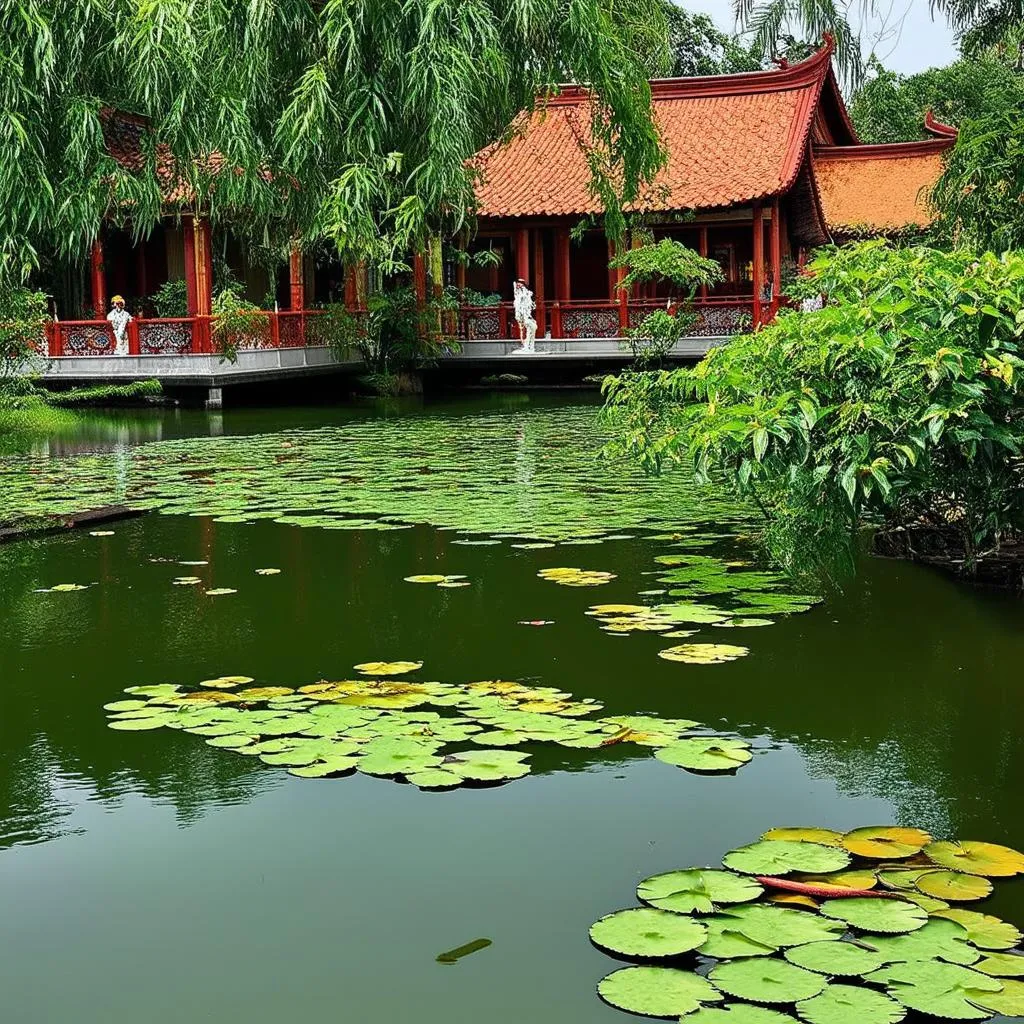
687 1007 798 1024
199 675 254 689
796 984 905 1024
589 908 708 958
925 840 1024 878
597 966 723 1017
933 909 1023 950
404 574 446 583
446 749 531 782
637 869 763 915
967 977 1024 1017
762 828 844 847
819 898 928 935
973 952 1024 977
866 960 1001 1020
254 568 281 575
353 661 423 676
357 740 443 777
723 841 851 877
915 871 992 902
405 769 463 789
205 588 237 596
785 941 887 977
287 756 359 777
655 738 752 773
658 643 749 665
842 827 931 860
719 905 846 948
864 918 980 965
709 959 827 1004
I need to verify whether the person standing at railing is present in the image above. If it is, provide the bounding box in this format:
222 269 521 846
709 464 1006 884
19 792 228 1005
107 295 132 355
512 278 536 353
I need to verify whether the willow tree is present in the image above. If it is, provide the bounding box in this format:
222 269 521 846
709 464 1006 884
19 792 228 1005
0 0 667 291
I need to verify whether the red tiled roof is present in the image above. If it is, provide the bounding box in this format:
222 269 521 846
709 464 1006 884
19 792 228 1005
473 43 846 219
814 137 954 235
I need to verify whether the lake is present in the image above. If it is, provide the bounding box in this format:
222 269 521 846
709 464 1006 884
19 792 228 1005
2 394 1023 1023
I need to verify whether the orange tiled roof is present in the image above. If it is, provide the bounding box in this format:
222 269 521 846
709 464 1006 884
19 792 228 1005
473 43 849 219
813 138 954 235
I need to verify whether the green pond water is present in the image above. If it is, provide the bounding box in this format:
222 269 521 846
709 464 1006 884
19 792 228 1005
2 395 1024 1023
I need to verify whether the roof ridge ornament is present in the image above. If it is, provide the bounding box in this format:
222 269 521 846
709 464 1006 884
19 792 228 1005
924 109 959 139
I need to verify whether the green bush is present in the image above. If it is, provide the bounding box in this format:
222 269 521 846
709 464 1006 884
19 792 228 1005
604 240 1024 578
625 308 697 368
211 289 266 363
150 280 189 318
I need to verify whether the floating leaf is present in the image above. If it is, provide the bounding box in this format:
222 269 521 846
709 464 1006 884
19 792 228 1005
762 828 844 847
719 905 845 948
842 827 931 859
973 953 1024 977
925 840 1024 878
655 738 752 772
796 983 905 1024
254 568 281 575
172 576 202 585
597 966 723 1017
404 574 446 583
89 530 114 536
287 756 359 778
864 919 979 965
199 675 254 689
723 841 851 877
967 978 1024 1016
658 643 749 664
47 583 89 592
435 938 492 963
819 898 927 934
406 769 463 789
795 870 878 890
353 661 423 676
915 871 992 902
785 941 886 976
699 917 780 958
357 739 442 777
687 1007 798 1024
446 749 531 782
637 869 763 915
205 588 237 596
589 908 708 958
103 699 149 712
709 959 827 1004
933 909 1023 950
866 960 1001 1020
538 567 616 587
108 716 174 730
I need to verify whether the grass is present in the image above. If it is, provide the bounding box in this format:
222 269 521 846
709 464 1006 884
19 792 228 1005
0 397 79 453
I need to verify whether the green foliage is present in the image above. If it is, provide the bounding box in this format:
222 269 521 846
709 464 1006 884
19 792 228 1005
47 380 162 406
932 0 1024 60
610 239 723 294
211 289 265 364
932 102 1024 251
661 3 762 76
0 0 666 287
317 288 453 377
626 309 695 368
850 55 1024 143
0 288 48 382
150 280 189 319
604 241 1024 578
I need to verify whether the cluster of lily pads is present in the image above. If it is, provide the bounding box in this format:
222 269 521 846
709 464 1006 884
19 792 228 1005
576 553 824 663
404 574 470 588
0 407 749 542
103 667 757 785
591 826 1024 1022
538 566 618 587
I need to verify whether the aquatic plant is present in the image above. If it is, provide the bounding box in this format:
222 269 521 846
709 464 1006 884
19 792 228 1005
591 826 1024 1021
102 669 755 788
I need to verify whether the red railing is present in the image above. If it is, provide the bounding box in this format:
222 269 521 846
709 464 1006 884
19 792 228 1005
45 310 328 358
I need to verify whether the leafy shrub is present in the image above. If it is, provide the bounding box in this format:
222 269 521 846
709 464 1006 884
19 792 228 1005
625 308 697 368
211 289 266 363
150 280 189 318
0 288 49 386
609 238 722 294
604 241 1024 578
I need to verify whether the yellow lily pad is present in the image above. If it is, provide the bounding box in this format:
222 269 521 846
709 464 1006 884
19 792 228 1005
200 675 255 689
658 643 749 665
353 661 423 676
255 568 281 575
925 840 1024 878
842 826 932 859
915 870 993 902
206 588 238 596
762 828 844 847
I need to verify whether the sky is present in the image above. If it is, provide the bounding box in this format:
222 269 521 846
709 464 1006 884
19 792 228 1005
684 0 959 75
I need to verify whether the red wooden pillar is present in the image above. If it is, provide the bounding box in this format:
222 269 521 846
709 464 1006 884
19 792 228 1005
90 239 106 318
195 218 213 317
289 243 305 311
515 227 530 285
751 203 764 330
553 227 570 301
610 239 628 333
532 228 546 336
698 225 709 300
769 199 781 321
183 218 198 315
184 216 213 350
607 237 617 300
413 252 427 307
344 265 357 310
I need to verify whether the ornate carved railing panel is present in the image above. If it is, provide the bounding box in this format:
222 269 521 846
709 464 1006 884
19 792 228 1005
458 304 506 341
690 300 753 337
138 319 194 354
560 302 620 339
56 322 117 356
277 312 306 348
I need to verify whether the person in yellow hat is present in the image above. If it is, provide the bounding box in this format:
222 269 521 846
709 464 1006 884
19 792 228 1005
107 295 132 355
